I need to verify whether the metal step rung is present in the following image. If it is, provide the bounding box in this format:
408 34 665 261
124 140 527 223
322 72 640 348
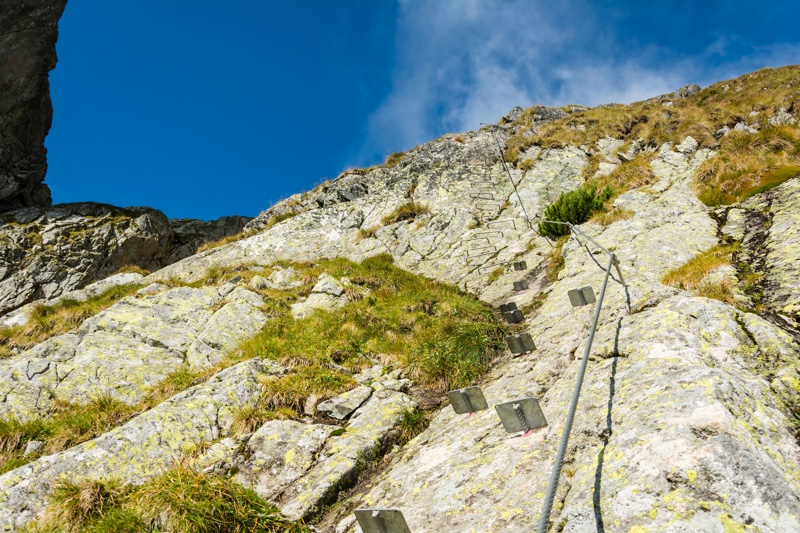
485 218 520 230
466 245 497 257
463 237 491 248
469 192 495 200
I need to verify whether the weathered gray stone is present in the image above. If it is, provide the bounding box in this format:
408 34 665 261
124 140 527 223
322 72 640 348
317 386 373 420
313 273 345 297
0 359 283 529
266 267 301 290
0 285 268 420
501 106 525 123
0 203 251 318
22 440 43 458
676 135 699 154
233 421 339 500
735 178 800 319
281 389 416 520
250 275 269 290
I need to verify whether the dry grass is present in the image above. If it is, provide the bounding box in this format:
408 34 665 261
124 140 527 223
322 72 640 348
381 203 431 225
590 208 635 226
44 478 128 532
197 229 257 253
545 237 569 283
111 265 150 277
693 126 800 205
453 135 465 143
592 155 657 195
356 226 378 242
662 244 741 306
384 151 406 168
501 65 800 205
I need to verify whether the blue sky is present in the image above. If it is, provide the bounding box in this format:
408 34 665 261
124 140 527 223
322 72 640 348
47 1 800 220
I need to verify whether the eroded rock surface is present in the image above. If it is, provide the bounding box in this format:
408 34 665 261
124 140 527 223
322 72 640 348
0 359 283 529
336 143 800 532
0 283 267 420
724 178 800 326
0 203 250 316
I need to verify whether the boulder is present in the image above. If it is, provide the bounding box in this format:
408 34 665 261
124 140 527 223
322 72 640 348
317 386 373 420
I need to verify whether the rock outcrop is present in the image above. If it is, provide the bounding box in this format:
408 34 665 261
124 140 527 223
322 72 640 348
0 282 268 420
146 128 800 532
0 203 250 316
0 0 67 211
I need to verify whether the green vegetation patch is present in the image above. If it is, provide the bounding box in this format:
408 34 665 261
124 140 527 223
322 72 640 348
538 185 613 238
0 283 144 359
381 203 431 226
1 255 505 473
545 236 569 283
31 465 309 533
236 254 506 396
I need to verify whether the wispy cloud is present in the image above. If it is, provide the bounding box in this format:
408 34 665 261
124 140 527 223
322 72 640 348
356 0 800 162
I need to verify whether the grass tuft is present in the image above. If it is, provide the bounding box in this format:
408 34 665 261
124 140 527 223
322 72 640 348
545 237 569 284
134 463 309 533
384 152 406 168
397 408 430 446
37 465 309 533
694 127 800 205
662 244 745 307
45 478 128 532
381 203 431 226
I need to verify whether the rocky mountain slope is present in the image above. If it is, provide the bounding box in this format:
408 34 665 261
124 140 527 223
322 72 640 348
0 8 799 530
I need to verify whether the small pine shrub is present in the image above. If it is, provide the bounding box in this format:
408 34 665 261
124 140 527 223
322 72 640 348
538 185 614 237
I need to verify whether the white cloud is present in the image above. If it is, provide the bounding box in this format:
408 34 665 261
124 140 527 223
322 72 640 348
356 0 800 163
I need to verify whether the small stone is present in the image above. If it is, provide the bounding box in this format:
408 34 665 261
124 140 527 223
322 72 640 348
305 394 320 416
501 106 524 123
316 386 373 420
218 282 236 297
335 515 357 533
23 440 44 457
354 364 384 384
266 268 301 290
312 273 344 297
249 275 269 290
676 136 699 154
137 283 165 295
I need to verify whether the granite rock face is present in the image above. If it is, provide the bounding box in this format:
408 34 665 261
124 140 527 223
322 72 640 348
723 178 800 327
0 203 250 316
0 283 268 420
0 0 67 212
0 358 283 529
